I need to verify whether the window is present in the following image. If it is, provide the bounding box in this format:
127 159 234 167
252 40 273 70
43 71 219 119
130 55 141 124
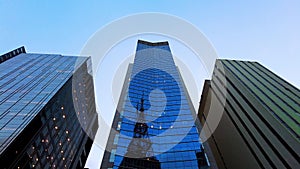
113 134 119 145
109 149 116 162
117 122 121 130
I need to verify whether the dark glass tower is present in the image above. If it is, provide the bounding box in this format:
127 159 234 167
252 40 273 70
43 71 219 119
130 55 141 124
198 59 300 168
101 40 210 169
0 47 98 169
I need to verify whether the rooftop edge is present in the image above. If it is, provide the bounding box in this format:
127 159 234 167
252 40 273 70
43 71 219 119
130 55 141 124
0 46 26 64
138 39 169 46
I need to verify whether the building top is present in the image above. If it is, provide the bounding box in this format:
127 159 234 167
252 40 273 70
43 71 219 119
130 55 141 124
217 59 300 138
137 39 169 46
0 47 88 154
0 46 26 64
136 40 171 52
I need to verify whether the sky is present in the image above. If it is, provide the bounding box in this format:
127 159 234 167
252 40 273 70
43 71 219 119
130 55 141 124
1 1 300 168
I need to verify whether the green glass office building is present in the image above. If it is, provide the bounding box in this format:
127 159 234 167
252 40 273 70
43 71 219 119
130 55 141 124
198 59 300 168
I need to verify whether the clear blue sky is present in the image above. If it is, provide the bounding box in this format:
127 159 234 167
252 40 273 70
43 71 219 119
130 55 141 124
1 1 299 88
1 1 299 168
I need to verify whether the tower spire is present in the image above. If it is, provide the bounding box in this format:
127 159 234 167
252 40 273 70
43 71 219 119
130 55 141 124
139 92 145 112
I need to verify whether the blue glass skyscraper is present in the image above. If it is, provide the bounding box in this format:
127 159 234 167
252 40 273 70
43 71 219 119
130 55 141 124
101 40 210 169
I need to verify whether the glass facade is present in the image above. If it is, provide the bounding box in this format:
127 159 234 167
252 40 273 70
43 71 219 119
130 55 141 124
101 40 209 169
0 48 98 168
198 59 300 168
221 60 300 137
